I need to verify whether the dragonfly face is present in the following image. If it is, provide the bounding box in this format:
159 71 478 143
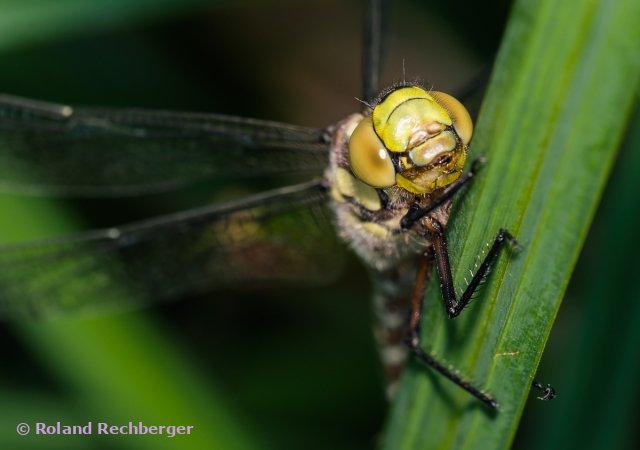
350 86 471 194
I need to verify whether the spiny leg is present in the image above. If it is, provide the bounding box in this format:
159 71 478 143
423 218 516 319
532 380 556 401
405 252 498 409
416 220 557 405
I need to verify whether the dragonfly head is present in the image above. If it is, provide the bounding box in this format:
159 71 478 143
348 85 472 195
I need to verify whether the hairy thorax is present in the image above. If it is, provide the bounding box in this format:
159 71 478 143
325 113 452 272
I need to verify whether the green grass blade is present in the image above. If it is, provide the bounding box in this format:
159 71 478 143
516 103 640 450
381 0 640 448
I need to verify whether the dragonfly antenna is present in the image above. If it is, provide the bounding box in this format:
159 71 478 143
402 58 406 83
354 97 374 110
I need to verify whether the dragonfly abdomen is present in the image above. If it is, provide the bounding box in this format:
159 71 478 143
370 259 420 397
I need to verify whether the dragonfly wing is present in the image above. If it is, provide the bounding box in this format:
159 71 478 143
0 94 330 196
0 180 343 319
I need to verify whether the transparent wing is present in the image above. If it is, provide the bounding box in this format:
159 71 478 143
0 94 330 197
0 180 343 319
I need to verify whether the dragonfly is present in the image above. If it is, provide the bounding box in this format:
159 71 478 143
0 0 554 409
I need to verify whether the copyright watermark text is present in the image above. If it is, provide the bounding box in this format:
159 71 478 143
16 421 194 438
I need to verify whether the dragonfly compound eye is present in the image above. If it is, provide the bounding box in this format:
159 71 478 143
348 116 396 188
430 91 473 145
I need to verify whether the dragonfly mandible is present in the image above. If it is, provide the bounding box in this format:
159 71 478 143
0 0 553 410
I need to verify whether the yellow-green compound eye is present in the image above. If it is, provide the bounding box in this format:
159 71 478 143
372 86 452 153
430 91 474 145
348 116 396 188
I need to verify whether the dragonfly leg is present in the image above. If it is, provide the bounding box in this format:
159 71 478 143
423 218 516 319
404 223 516 409
532 380 556 401
406 252 499 409
414 221 556 405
